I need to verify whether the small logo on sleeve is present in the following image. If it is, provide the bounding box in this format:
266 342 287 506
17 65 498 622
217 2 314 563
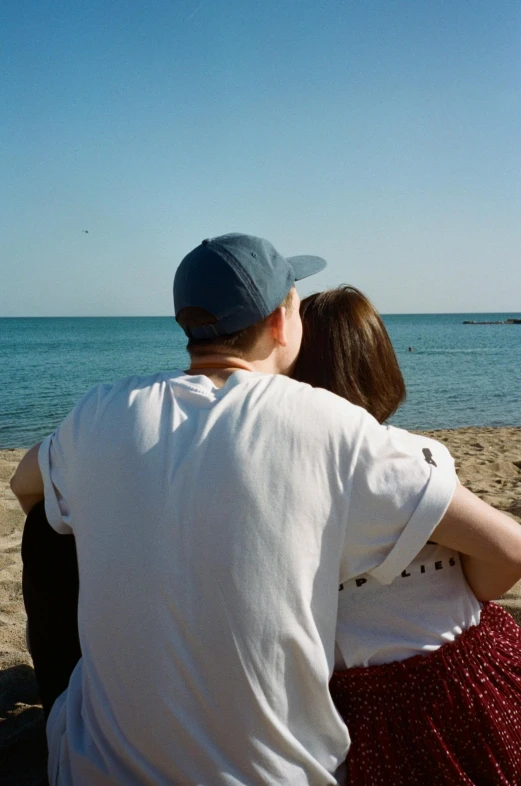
422 447 437 467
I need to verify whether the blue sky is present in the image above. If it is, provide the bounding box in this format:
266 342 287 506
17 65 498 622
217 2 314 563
2 0 520 316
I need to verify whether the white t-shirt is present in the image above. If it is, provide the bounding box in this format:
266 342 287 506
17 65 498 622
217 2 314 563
39 371 457 786
335 432 481 669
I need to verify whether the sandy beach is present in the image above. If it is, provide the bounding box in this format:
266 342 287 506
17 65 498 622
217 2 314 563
2 428 521 785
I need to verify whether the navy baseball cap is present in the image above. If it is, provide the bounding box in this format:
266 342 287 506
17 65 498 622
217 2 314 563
174 233 327 339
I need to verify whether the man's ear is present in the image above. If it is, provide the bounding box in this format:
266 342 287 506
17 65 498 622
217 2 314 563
267 306 288 347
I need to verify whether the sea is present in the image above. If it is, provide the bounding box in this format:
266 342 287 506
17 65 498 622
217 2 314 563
1 313 520 448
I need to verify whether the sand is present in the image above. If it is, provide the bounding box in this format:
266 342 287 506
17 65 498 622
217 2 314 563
1 428 521 784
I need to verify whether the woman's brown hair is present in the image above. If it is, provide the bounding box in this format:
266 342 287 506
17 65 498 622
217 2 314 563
291 286 406 423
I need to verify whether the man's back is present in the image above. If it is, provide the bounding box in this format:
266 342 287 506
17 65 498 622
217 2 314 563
41 370 358 784
38 365 458 784
12 233 459 784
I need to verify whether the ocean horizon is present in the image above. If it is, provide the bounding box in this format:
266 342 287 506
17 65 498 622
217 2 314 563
1 312 520 448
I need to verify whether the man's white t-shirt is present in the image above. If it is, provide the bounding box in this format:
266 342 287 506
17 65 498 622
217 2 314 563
334 431 481 669
39 371 457 785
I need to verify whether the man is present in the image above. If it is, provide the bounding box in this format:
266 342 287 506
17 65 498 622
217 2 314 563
11 233 521 785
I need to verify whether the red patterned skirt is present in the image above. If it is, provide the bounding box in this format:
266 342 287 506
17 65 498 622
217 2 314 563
329 602 521 785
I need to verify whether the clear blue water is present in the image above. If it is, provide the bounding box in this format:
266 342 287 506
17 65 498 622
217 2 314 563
1 313 520 447
385 313 521 432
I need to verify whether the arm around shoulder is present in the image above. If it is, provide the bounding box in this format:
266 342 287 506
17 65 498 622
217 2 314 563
10 443 44 514
430 484 521 601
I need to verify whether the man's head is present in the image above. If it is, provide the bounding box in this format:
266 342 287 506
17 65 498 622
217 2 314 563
174 233 327 373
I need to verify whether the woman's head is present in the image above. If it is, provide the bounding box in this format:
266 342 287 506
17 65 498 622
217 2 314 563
291 286 405 423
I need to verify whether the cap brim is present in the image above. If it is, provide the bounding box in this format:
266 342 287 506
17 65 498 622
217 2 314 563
287 255 327 281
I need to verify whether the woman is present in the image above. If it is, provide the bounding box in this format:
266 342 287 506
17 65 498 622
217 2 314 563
292 286 521 785
293 285 406 423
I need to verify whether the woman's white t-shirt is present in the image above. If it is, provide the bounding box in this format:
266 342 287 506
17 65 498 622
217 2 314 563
335 431 481 669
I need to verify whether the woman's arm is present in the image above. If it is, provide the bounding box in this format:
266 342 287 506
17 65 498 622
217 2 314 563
430 484 521 601
10 443 44 514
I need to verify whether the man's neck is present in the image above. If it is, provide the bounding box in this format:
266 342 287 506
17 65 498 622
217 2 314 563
186 354 255 388
186 354 280 388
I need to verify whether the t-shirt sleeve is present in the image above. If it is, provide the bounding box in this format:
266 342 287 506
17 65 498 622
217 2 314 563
38 384 111 534
38 428 73 534
340 420 457 585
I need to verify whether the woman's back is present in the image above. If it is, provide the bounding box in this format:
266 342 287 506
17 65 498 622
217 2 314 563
293 286 521 784
292 288 481 667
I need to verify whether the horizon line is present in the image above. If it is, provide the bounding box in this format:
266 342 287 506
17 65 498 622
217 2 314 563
1 310 521 319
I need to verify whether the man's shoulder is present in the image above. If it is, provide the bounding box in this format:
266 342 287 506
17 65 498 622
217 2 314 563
259 375 371 432
385 426 454 469
270 374 361 409
72 371 184 416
